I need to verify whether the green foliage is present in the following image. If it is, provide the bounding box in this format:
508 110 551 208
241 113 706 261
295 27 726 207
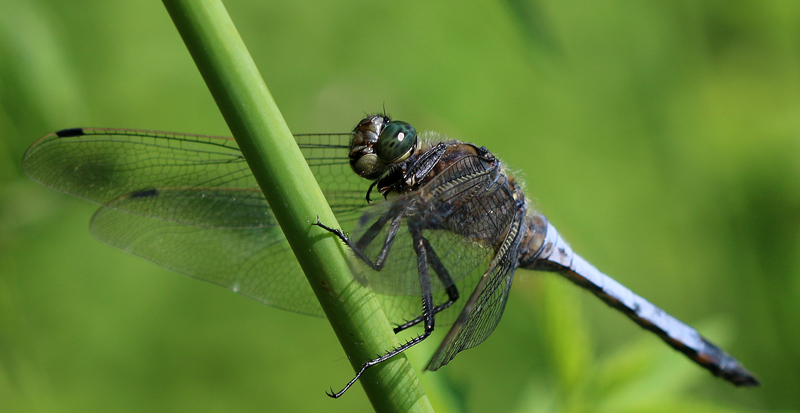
0 0 796 411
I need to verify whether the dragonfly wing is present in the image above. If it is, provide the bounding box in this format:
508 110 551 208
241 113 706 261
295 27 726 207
90 199 325 316
23 127 368 315
425 205 526 370
23 128 253 208
23 128 366 215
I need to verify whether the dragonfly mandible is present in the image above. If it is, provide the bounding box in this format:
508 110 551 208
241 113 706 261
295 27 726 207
23 114 760 398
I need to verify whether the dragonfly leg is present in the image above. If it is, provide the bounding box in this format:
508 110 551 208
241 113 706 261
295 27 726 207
327 226 436 398
394 236 459 333
314 209 404 270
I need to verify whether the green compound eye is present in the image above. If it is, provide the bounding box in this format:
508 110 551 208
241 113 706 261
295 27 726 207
376 121 417 164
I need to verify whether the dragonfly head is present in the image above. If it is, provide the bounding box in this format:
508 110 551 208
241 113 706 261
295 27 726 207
350 115 418 180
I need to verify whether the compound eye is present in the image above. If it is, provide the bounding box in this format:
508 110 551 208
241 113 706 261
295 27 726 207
376 121 417 164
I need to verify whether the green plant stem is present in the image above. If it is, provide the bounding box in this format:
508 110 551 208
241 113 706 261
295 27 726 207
160 0 433 411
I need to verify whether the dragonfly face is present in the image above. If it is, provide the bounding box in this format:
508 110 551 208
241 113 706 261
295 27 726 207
23 115 760 398
348 114 418 180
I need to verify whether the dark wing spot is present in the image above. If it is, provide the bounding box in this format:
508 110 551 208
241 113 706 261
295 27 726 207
130 188 159 198
55 128 86 138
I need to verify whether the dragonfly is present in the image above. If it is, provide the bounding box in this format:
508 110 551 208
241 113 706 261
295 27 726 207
23 114 760 397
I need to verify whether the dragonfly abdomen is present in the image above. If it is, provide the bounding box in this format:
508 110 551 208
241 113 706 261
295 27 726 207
517 214 760 387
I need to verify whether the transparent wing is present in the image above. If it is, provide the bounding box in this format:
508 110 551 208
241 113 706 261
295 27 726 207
22 128 368 316
351 155 521 328
90 202 325 315
426 205 524 370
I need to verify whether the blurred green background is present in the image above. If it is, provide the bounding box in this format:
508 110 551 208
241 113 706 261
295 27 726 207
1 0 798 411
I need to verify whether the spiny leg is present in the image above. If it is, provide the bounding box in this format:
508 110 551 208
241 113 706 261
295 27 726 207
314 207 403 270
326 225 436 398
394 236 459 333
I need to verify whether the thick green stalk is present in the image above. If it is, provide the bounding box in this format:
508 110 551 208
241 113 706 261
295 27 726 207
160 1 433 411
